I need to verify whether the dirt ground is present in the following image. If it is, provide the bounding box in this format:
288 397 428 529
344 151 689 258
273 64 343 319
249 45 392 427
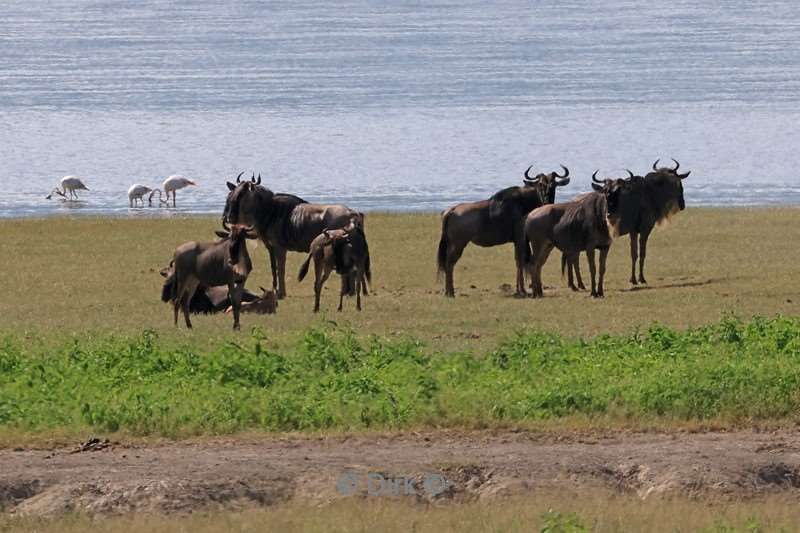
3 429 800 517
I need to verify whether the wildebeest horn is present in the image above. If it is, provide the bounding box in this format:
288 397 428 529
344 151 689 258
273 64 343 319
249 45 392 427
626 169 635 179
250 172 256 183
256 173 261 185
555 164 570 185
678 171 691 179
523 165 540 183
592 170 603 183
671 158 680 171
236 171 245 183
652 159 660 171
222 219 230 231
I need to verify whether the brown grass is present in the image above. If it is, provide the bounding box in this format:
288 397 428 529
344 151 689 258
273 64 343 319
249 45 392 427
3 490 800 532
1 208 799 351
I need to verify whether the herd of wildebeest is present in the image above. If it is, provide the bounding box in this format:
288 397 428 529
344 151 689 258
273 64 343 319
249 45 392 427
159 159 690 330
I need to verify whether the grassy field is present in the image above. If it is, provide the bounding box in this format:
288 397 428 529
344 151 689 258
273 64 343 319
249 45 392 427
4 491 800 532
1 208 798 350
0 209 799 440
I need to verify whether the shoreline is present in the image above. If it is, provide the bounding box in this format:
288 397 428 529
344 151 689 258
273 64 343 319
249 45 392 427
2 203 800 221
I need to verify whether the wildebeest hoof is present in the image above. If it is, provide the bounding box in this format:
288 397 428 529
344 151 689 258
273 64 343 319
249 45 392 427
639 276 648 284
513 291 527 299
630 277 638 285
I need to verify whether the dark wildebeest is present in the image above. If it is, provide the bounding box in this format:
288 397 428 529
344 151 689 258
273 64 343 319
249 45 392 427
436 165 570 297
297 223 372 312
563 158 690 287
223 173 363 300
165 223 257 330
524 175 626 298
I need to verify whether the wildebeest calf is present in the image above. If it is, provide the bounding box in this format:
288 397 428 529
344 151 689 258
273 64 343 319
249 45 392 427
297 224 371 312
165 223 256 330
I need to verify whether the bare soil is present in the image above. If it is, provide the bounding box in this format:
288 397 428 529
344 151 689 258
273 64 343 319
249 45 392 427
3 429 800 517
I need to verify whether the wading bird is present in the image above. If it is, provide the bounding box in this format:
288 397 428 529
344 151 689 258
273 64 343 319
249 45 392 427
127 184 153 207
46 176 89 200
162 175 197 207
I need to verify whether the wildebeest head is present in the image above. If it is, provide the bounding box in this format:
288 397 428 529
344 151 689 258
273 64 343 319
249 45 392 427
223 171 273 226
647 158 690 213
523 164 571 204
591 170 639 223
215 222 257 268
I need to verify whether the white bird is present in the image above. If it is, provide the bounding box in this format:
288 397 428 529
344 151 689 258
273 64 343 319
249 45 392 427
46 175 89 200
127 184 153 207
162 175 197 207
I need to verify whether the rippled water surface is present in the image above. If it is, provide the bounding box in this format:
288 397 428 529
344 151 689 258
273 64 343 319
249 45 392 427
1 1 799 217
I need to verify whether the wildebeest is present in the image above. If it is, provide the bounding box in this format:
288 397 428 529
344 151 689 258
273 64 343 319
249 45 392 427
164 223 256 330
226 286 278 315
223 172 363 300
524 175 626 298
563 159 690 287
436 165 570 297
297 223 371 312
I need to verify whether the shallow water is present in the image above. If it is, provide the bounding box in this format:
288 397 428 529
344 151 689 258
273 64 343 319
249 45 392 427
1 1 799 217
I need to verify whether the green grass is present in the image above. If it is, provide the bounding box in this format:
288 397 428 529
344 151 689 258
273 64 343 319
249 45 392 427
2 316 799 438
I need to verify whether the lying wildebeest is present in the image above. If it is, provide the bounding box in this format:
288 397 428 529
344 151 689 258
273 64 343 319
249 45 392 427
226 286 278 315
563 158 690 287
297 223 371 312
524 174 625 298
223 172 364 300
161 265 276 315
164 223 256 330
437 164 570 297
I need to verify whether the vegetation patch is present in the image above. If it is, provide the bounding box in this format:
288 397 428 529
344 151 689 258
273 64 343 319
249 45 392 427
1 316 799 437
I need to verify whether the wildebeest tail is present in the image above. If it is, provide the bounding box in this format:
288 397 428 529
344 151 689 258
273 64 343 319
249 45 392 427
437 209 452 276
297 254 312 282
364 243 372 288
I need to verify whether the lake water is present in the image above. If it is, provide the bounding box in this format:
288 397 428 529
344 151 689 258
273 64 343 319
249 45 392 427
1 0 799 218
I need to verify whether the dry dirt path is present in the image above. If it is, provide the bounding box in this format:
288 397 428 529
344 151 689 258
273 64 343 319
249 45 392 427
3 429 800 516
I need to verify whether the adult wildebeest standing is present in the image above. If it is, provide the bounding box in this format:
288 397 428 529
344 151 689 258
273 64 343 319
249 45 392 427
563 159 690 287
297 223 372 312
223 173 363 300
524 175 626 298
165 223 257 330
437 165 570 297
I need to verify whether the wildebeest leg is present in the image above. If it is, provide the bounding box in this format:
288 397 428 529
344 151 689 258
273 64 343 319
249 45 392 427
356 275 362 311
638 232 650 284
514 236 528 297
598 246 609 298
275 247 288 300
629 233 639 285
338 276 346 312
229 282 242 330
182 283 199 329
444 242 466 298
535 244 554 298
314 266 331 313
587 248 598 298
572 254 586 291
265 242 278 293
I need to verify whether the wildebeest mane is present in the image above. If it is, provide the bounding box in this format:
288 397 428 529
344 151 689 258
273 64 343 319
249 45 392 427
488 186 542 221
242 187 309 247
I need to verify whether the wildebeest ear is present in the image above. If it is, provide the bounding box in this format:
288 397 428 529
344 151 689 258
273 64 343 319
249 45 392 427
227 182 236 191
592 183 604 192
215 230 229 239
